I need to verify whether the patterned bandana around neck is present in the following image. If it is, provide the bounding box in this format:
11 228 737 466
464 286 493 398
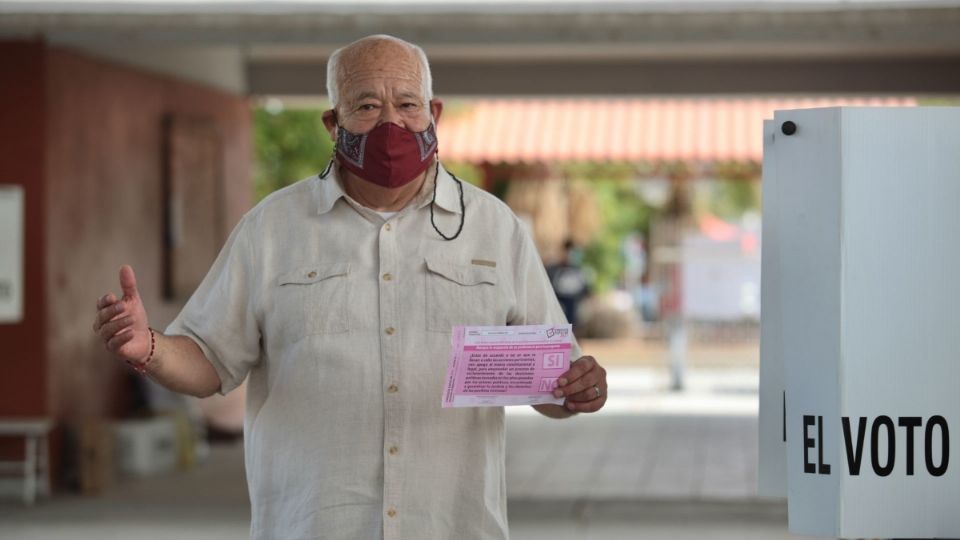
335 122 438 188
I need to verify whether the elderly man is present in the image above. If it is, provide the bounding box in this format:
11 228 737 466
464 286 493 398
93 34 607 539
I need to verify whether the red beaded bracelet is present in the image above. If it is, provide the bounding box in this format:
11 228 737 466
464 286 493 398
125 328 156 375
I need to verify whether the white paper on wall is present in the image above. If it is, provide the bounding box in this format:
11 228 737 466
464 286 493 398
0 185 24 324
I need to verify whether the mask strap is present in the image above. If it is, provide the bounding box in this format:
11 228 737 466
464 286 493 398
320 113 340 179
430 157 465 241
319 151 335 179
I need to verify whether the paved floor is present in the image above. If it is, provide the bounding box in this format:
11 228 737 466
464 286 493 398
0 366 808 539
510 503 800 540
506 368 760 501
507 413 757 501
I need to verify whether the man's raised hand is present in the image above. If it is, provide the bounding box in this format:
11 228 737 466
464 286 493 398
93 265 152 365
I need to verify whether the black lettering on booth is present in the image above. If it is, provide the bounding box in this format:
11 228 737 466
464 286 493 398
807 414 950 477
871 416 896 477
803 415 831 474
925 415 949 477
842 417 867 476
898 417 922 476
804 415 816 474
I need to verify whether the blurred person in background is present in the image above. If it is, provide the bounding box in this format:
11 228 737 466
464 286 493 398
546 238 591 327
92 34 607 540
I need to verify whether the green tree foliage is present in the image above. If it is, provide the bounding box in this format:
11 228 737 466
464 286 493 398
442 162 484 187
253 105 334 203
695 180 761 222
918 97 960 106
700 161 762 220
564 163 656 293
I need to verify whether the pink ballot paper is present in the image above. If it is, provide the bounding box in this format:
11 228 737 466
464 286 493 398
442 324 573 408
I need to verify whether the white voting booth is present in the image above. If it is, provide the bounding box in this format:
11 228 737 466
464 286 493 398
759 106 960 539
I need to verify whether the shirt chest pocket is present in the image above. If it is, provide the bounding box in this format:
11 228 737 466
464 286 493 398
424 256 506 333
277 263 351 337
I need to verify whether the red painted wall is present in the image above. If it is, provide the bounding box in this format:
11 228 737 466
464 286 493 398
43 48 251 425
0 41 48 418
0 41 250 487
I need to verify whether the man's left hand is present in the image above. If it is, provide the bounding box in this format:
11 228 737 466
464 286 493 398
552 355 607 413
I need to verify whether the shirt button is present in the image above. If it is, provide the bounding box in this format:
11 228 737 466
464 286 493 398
307 271 317 279
385 327 396 336
387 384 399 393
387 508 397 518
384 223 392 231
389 446 399 455
383 273 393 281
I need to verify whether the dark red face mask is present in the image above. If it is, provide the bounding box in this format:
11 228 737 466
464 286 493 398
335 121 438 188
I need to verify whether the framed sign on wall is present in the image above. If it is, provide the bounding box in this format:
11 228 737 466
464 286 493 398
162 115 225 301
0 185 24 324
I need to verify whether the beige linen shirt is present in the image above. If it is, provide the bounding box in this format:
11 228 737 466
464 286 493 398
166 163 578 540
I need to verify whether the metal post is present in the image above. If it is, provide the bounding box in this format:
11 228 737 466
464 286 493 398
23 436 36 505
668 314 687 391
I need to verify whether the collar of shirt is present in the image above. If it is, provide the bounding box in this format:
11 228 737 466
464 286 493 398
313 160 463 216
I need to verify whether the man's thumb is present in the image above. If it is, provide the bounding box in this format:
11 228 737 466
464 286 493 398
119 265 139 299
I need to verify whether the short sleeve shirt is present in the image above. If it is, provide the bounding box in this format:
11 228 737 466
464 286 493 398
166 163 579 540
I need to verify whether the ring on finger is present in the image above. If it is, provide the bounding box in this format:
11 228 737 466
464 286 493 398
593 385 602 399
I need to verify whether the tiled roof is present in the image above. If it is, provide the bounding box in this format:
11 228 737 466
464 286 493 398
438 97 917 163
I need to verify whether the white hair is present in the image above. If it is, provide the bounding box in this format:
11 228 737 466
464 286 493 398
326 34 434 109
